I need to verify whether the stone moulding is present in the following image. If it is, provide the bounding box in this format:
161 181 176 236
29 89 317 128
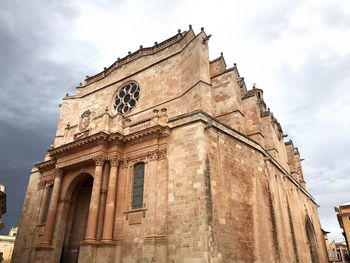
49 132 110 157
80 238 122 246
144 235 167 245
35 244 54 250
122 126 170 142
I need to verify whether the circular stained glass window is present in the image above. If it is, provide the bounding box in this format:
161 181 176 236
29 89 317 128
113 82 140 114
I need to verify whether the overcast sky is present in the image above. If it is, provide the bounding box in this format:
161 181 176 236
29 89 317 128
0 0 349 241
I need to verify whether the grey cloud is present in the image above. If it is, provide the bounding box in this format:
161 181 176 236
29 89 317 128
0 0 99 234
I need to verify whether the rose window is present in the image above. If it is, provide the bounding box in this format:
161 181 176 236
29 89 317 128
113 82 140 114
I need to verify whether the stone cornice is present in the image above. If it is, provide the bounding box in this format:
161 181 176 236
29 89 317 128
43 125 170 163
35 159 56 173
123 125 171 142
48 132 110 158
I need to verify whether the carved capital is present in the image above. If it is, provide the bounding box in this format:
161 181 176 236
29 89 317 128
158 148 167 159
37 180 46 190
121 158 129 168
148 148 167 160
109 155 121 167
148 150 158 160
55 168 64 178
93 155 106 166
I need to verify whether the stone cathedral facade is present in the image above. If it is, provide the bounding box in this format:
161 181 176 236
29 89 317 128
13 26 328 262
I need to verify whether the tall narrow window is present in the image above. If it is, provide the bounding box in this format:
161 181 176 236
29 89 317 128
132 163 145 209
42 184 53 223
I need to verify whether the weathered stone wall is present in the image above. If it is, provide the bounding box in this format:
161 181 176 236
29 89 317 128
12 168 42 262
167 122 210 262
205 125 327 262
206 128 256 262
211 67 245 134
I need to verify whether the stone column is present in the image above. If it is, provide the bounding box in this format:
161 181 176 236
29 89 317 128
96 161 110 241
41 169 63 245
102 156 120 242
85 155 105 242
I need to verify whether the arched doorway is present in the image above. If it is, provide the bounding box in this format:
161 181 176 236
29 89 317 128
61 174 93 263
305 217 319 263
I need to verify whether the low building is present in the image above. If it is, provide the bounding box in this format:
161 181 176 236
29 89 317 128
323 229 339 262
0 183 6 230
333 242 350 262
0 227 17 263
335 202 350 251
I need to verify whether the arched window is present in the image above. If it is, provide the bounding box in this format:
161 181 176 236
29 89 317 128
305 217 319 263
132 163 145 209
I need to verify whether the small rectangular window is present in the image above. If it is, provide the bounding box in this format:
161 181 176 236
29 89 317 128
132 163 145 209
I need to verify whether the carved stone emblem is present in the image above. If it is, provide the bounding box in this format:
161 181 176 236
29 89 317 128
79 110 91 131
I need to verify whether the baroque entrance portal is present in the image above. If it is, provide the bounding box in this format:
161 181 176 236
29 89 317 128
61 175 93 263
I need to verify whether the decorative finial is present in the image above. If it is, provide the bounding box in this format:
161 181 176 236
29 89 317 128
220 52 223 57
85 75 89 79
201 27 204 32
66 93 69 97
189 24 192 30
117 57 120 61
140 45 143 49
79 82 82 86
104 67 107 71
178 29 181 33
253 83 256 89
128 51 131 55
202 34 212 43
234 63 237 67
154 41 158 45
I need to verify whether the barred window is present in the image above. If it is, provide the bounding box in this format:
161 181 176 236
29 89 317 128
132 163 145 209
